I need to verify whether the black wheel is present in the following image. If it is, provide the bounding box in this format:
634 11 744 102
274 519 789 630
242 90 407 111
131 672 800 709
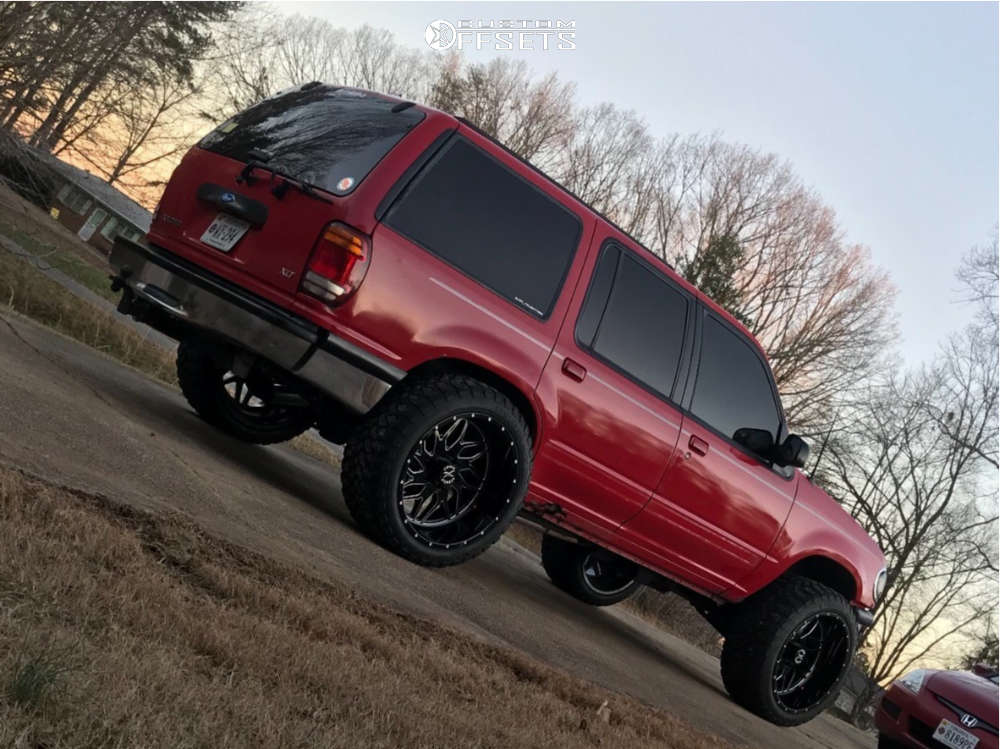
341 372 531 566
720 577 856 726
541 534 640 606
176 337 315 445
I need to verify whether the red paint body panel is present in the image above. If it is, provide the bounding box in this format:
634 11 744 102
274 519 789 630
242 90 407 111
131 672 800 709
620 420 798 594
531 229 684 543
877 673 999 749
743 478 883 608
149 89 885 610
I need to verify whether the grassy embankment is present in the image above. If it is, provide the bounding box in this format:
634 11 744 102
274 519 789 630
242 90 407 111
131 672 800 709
0 467 738 749
0 186 177 383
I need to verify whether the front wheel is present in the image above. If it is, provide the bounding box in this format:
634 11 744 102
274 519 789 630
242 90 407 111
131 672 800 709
720 577 856 726
541 534 640 606
341 373 532 566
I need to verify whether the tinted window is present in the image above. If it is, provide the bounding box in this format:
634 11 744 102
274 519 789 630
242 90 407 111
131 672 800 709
575 246 618 345
384 138 581 318
581 251 689 398
199 85 424 196
691 316 781 441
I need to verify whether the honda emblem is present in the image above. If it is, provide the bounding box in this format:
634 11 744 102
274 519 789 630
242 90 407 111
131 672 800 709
960 713 978 729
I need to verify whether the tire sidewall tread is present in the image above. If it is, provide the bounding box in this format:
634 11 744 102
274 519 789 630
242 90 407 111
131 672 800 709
720 576 857 726
540 535 639 606
176 337 314 445
342 372 532 567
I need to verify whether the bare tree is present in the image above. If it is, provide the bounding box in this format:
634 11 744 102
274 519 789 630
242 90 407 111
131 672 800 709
429 56 576 163
0 3 236 152
601 135 898 430
544 103 653 214
821 238 999 717
198 12 435 124
957 234 999 333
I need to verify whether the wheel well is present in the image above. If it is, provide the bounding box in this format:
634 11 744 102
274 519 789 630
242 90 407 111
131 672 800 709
403 358 539 443
781 556 857 602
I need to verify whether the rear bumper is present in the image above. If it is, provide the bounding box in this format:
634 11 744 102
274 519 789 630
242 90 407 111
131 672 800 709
109 237 402 414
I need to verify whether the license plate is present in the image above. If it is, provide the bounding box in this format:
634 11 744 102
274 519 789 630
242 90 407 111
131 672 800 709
933 719 979 749
200 213 250 252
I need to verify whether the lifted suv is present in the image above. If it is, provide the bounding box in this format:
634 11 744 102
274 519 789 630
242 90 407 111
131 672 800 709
110 83 886 726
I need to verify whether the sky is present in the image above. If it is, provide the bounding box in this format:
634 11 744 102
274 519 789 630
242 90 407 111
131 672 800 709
275 1 999 367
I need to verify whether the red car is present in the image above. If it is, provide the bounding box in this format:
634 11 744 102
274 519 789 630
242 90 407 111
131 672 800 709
108 83 886 726
877 666 999 749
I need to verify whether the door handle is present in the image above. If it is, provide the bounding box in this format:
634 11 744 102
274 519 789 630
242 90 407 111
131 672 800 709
561 357 587 382
688 435 709 456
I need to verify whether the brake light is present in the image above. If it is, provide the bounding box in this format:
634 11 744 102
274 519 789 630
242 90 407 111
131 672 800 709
300 222 371 305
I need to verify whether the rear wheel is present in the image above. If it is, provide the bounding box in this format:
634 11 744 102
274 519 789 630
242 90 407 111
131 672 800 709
177 337 315 445
341 373 531 566
541 534 640 606
720 577 856 726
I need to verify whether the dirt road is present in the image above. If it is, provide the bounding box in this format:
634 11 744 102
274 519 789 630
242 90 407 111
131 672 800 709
0 312 873 749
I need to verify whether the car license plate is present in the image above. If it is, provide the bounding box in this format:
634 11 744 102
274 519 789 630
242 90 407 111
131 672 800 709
933 719 979 749
200 213 250 252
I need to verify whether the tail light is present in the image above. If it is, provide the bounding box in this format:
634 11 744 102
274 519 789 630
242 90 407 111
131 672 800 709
300 222 371 305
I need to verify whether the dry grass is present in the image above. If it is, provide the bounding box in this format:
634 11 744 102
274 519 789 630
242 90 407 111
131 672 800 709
0 185 118 301
0 247 177 384
0 184 177 386
288 431 343 466
0 466 739 749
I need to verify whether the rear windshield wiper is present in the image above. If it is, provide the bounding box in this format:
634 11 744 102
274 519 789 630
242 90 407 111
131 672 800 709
236 161 333 204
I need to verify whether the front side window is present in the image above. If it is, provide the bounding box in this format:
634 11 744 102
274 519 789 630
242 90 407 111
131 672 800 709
691 316 782 442
577 247 689 398
384 137 581 318
199 84 424 196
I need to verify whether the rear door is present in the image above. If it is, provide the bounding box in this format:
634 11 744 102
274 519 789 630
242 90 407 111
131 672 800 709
153 85 426 296
619 305 797 592
531 238 694 542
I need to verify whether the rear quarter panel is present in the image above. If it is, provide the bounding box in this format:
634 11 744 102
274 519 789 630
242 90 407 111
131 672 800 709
306 121 598 441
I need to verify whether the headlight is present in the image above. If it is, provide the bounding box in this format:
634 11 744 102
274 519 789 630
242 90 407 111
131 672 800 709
874 568 888 601
899 669 928 694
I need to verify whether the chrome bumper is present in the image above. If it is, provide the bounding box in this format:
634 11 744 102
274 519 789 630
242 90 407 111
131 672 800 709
109 237 401 414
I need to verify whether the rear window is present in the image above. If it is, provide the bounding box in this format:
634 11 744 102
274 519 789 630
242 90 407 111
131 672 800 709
384 137 581 318
198 84 424 196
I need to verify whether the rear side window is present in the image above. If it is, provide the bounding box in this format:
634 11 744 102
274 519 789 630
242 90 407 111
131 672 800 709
383 137 581 318
577 247 690 398
198 85 424 196
691 316 782 441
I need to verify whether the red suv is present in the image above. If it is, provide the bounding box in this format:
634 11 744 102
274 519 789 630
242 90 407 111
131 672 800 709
109 83 886 726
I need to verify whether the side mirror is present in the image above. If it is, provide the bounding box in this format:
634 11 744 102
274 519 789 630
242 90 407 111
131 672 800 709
972 663 996 678
775 434 810 468
733 427 775 457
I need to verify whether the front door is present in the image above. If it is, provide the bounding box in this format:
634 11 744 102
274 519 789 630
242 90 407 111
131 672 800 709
78 207 108 242
530 238 694 542
619 307 798 593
